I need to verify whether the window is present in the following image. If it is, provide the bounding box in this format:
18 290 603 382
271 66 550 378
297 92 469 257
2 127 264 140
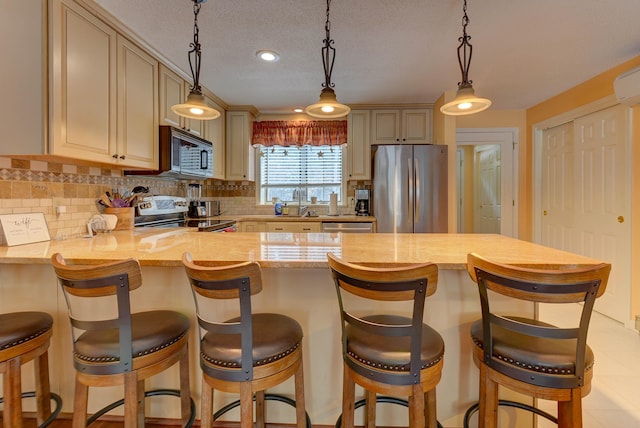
258 145 345 205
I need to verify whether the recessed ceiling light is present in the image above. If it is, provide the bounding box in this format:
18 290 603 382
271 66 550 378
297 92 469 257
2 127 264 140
293 108 304 113
256 50 280 62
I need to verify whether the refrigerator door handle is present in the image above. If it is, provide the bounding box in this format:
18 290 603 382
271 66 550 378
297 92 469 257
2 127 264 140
407 157 414 220
414 158 420 220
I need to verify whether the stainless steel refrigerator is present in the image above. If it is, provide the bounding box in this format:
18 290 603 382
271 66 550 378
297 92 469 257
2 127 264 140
372 145 448 233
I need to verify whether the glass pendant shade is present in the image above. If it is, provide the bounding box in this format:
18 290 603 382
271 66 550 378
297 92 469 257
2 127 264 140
305 88 351 118
172 91 220 120
440 85 492 116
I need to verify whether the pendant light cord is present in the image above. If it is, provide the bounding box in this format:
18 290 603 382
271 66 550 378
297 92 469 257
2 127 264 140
188 1 203 95
321 0 336 90
457 0 473 89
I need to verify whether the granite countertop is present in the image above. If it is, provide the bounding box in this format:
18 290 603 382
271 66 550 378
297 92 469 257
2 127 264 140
0 229 602 270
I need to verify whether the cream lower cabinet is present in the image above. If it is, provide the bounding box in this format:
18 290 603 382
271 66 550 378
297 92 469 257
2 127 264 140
266 222 321 233
372 109 432 145
240 221 267 232
50 0 158 168
347 110 371 180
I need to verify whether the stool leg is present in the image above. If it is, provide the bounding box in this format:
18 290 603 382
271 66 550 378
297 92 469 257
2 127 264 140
408 384 425 428
72 377 89 428
294 357 306 428
557 389 582 428
239 382 253 428
425 388 437 428
3 358 23 428
365 390 376 428
178 347 191 426
478 364 498 428
123 371 140 427
341 364 355 428
34 349 52 425
200 377 214 428
255 390 266 428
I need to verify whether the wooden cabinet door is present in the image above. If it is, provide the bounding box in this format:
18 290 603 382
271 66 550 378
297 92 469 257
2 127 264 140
117 36 158 168
402 109 431 144
372 110 401 145
226 111 255 181
204 97 225 180
347 110 371 180
51 0 117 163
158 65 184 129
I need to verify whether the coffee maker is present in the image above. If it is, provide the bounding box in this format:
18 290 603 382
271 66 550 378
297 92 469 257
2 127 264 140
355 189 370 216
187 183 206 218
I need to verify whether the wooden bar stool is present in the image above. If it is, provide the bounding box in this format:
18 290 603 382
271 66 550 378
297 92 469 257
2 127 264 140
0 312 62 428
465 252 611 428
182 252 307 428
51 253 193 428
327 253 444 428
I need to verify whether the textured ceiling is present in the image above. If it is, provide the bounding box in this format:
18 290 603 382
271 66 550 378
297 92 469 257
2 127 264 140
94 0 640 114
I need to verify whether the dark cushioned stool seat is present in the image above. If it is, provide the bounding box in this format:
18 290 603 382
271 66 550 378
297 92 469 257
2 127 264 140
201 313 302 369
1 311 59 428
74 310 189 363
0 312 52 351
471 316 594 377
346 315 444 372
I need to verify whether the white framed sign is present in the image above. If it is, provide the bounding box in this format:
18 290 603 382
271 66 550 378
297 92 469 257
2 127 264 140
0 213 51 246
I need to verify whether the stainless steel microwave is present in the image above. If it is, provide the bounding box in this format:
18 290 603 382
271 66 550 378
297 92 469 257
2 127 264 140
125 126 213 179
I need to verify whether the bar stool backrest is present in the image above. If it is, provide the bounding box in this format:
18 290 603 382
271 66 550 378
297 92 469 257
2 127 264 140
182 252 263 382
327 253 438 386
51 253 142 375
466 252 611 389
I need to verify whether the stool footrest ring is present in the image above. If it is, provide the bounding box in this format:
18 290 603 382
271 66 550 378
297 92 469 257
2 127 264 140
212 393 312 428
334 396 443 428
462 399 559 428
0 391 63 428
86 388 195 427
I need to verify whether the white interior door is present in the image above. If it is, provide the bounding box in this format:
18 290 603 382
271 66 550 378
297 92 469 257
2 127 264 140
474 145 501 233
541 105 631 323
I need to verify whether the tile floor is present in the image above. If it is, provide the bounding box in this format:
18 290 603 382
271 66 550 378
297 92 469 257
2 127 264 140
536 303 640 427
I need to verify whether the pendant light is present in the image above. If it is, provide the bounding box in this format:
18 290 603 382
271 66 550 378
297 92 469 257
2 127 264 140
305 0 351 118
171 0 220 120
440 0 491 116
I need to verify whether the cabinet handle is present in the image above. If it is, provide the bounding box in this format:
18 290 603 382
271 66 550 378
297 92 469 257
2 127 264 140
112 154 119 159
303 228 311 231
396 138 400 142
543 210 548 216
119 155 126 160
618 216 624 223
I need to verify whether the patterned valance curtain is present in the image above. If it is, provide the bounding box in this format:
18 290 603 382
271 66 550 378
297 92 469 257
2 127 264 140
251 120 347 147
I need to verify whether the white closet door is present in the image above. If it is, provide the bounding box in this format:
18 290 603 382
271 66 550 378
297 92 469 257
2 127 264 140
542 105 631 323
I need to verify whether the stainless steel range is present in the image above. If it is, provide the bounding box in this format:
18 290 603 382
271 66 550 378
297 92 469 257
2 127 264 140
134 196 236 232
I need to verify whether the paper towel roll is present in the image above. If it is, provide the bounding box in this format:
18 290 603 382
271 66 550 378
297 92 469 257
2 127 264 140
328 193 338 216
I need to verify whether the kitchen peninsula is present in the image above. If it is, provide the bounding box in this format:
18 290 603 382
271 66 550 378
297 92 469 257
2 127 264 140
0 230 602 427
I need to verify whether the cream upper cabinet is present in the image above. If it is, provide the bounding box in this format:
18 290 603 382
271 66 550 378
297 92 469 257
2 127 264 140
226 111 255 181
372 109 432 145
50 0 158 168
50 0 117 163
158 65 204 137
117 36 158 168
347 110 371 180
203 95 225 180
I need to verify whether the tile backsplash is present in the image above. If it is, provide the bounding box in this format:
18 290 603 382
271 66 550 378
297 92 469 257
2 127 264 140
0 156 369 243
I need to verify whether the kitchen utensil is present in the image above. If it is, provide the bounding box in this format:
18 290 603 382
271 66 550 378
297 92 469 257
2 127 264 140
132 186 149 194
99 194 113 208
